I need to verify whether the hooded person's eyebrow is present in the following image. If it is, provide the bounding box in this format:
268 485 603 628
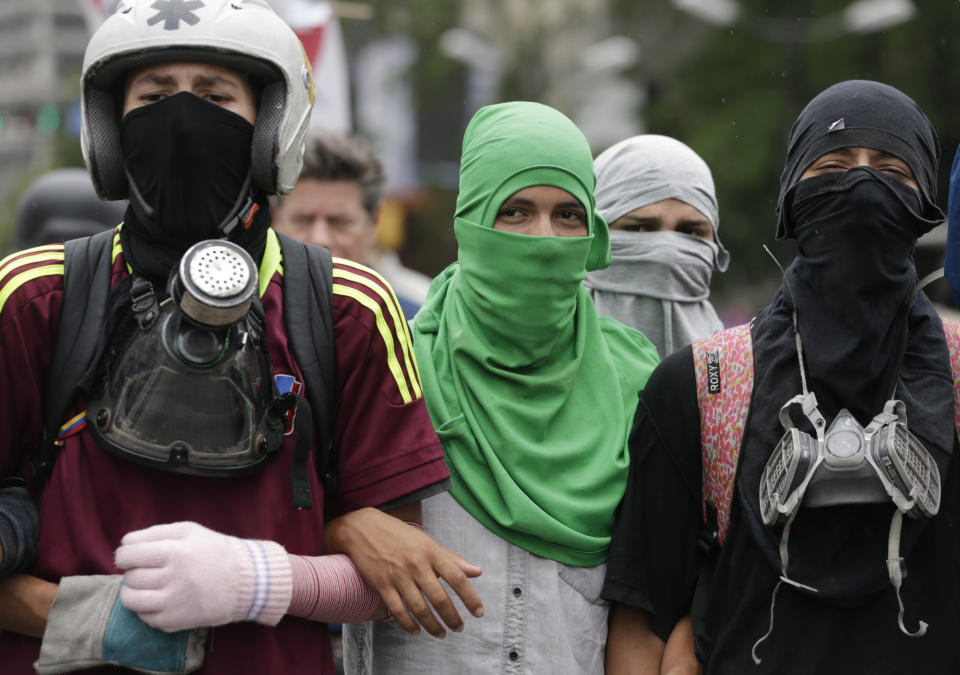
500 197 584 210
129 72 242 90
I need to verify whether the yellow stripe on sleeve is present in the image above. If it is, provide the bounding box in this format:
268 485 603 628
0 249 64 285
332 282 415 404
0 264 65 316
333 266 421 398
112 228 123 265
335 258 418 358
0 244 62 272
260 229 284 295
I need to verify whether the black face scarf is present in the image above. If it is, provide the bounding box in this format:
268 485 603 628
119 92 268 286
781 167 943 421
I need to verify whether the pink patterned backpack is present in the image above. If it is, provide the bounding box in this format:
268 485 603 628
691 319 960 546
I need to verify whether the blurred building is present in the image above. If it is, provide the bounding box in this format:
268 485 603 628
0 1 87 205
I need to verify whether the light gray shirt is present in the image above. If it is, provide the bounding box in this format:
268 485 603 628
343 491 608 674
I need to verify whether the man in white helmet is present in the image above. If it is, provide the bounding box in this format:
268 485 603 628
0 1 481 673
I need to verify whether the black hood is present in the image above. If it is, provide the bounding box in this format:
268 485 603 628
776 80 943 239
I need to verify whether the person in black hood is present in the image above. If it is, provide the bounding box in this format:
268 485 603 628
602 80 960 675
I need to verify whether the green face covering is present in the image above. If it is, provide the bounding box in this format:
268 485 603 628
413 102 660 566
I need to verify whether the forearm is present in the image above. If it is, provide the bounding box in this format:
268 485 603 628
287 553 383 623
605 603 665 675
320 501 483 637
661 615 701 675
0 573 58 637
323 503 421 555
0 485 40 576
323 506 381 555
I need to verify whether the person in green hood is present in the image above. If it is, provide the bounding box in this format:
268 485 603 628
343 101 659 673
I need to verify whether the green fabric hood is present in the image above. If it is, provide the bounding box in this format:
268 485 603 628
413 102 659 566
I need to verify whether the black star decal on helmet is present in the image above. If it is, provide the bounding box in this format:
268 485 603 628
148 0 205 30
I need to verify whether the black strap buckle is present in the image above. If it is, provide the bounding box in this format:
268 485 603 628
129 277 159 329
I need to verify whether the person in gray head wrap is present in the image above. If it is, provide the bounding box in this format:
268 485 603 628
587 134 729 357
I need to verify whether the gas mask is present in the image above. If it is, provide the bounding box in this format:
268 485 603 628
87 240 312 506
760 394 940 525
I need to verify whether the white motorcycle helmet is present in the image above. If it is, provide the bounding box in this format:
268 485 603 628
81 0 315 200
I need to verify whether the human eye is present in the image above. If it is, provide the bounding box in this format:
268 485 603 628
678 222 712 240
202 90 234 105
327 217 353 230
880 163 911 179
815 160 846 172
558 208 585 222
497 206 526 220
129 84 168 105
613 219 657 232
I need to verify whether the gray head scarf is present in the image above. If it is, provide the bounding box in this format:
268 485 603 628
587 135 727 356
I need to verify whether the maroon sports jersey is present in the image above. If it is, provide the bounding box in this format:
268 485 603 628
0 230 448 674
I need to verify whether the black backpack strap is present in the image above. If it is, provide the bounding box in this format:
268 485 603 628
276 233 337 493
33 229 115 487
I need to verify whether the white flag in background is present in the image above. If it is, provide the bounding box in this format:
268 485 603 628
271 0 352 132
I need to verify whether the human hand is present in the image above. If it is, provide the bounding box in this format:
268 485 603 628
115 521 292 632
323 506 483 638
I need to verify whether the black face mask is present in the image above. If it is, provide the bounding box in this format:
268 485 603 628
788 167 927 313
781 167 933 422
119 92 267 285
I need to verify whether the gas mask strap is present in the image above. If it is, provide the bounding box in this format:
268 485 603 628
909 267 943 308
886 509 928 637
751 507 819 664
276 392 316 510
884 399 907 425
217 170 255 238
763 245 810 395
124 167 156 224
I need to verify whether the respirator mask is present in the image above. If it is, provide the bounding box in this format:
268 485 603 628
760 396 940 525
87 240 315 508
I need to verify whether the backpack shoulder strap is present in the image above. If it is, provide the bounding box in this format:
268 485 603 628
691 323 754 547
275 233 337 491
34 228 115 484
940 317 960 442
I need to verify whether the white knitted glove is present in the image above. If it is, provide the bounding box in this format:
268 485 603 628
115 521 292 632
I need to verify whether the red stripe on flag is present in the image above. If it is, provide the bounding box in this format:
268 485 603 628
294 25 326 69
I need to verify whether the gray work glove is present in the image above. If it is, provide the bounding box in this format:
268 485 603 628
35 575 207 674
